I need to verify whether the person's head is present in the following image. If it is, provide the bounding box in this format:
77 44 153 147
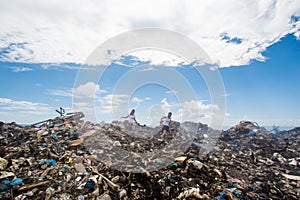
130 109 135 115
168 112 172 118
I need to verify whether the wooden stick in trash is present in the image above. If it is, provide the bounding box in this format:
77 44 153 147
92 167 120 191
18 181 50 192
31 119 52 126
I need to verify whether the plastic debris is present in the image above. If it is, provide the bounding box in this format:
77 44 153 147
175 156 187 164
39 159 57 166
177 188 203 199
0 178 23 192
0 157 8 170
282 174 300 181
0 116 299 199
52 134 59 142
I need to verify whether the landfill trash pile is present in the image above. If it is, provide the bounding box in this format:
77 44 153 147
0 114 300 199
216 121 300 199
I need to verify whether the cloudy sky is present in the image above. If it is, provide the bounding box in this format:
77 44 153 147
0 0 300 128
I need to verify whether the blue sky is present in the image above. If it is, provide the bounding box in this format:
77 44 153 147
0 0 300 128
1 34 299 127
221 34 300 126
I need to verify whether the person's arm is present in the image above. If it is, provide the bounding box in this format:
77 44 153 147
121 115 129 119
134 117 138 124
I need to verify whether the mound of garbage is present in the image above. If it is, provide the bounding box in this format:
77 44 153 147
0 114 299 199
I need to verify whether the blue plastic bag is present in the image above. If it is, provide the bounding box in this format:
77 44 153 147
39 159 57 166
0 178 23 192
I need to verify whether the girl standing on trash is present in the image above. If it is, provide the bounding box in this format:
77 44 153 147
122 109 138 126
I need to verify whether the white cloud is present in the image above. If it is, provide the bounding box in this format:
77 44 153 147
0 98 53 123
161 98 171 112
114 61 133 68
41 63 75 70
131 96 152 104
66 82 109 122
146 98 214 124
100 94 128 106
137 98 219 127
11 67 32 72
40 63 94 71
221 92 231 97
73 92 129 122
129 50 188 67
148 104 167 126
131 97 143 103
0 98 50 111
166 90 178 95
72 101 95 118
47 82 107 98
47 88 73 97
96 94 129 121
0 0 299 67
73 82 107 98
138 66 157 72
74 92 155 123
71 82 130 122
175 100 219 123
